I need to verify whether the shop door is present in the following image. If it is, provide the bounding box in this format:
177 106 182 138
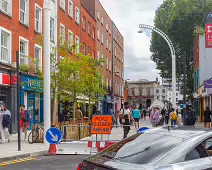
28 93 35 130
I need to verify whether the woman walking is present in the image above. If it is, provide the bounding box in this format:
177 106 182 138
204 106 212 128
150 107 160 127
0 104 11 144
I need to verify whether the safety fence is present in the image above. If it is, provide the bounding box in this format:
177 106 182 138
56 124 139 155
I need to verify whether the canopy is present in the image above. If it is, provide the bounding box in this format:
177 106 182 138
150 100 164 110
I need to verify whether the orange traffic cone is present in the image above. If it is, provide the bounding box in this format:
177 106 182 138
46 144 57 155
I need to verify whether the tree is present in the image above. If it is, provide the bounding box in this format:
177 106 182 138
150 0 212 98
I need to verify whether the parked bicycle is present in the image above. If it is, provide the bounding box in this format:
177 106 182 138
28 122 44 144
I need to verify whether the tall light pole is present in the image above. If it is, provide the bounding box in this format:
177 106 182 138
138 24 177 109
44 0 52 144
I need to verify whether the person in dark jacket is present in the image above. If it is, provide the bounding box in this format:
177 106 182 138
204 106 212 128
185 105 196 126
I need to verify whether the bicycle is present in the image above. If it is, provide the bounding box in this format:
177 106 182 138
28 122 44 144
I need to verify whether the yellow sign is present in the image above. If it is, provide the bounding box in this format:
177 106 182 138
91 115 113 134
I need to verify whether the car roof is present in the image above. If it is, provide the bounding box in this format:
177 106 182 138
145 126 209 139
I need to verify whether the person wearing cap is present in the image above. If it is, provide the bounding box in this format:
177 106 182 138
20 105 30 141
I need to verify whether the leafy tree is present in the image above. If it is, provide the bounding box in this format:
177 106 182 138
150 0 212 98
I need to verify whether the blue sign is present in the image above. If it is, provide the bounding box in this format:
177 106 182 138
46 128 62 144
137 127 150 133
21 75 42 92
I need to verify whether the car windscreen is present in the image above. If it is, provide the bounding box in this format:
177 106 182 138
87 132 184 165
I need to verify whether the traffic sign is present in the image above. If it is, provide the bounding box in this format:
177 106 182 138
46 127 62 144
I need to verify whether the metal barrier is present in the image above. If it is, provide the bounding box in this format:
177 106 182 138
56 124 138 155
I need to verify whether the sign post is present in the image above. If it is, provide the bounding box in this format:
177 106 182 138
45 127 62 144
91 115 113 135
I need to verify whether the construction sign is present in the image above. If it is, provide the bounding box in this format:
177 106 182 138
91 115 113 134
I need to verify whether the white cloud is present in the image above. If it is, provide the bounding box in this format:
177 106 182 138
100 0 163 81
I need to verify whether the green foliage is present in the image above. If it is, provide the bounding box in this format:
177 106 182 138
20 64 29 73
150 0 212 98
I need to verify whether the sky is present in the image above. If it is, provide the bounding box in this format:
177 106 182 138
99 0 164 81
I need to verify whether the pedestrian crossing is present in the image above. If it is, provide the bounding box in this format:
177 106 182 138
0 157 36 166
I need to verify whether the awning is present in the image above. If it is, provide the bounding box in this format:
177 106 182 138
150 100 164 110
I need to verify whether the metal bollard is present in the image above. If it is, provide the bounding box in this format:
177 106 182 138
63 124 67 141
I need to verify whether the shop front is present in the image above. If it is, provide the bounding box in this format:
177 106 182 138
20 74 43 130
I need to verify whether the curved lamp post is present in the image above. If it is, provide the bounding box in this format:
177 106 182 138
138 24 176 109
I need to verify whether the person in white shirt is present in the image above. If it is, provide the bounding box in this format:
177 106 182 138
120 102 131 139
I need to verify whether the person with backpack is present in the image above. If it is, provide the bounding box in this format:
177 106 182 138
170 108 178 126
119 102 131 139
0 104 11 144
20 105 30 141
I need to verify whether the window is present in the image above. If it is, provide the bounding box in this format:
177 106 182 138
185 143 208 161
35 4 42 33
34 45 42 71
50 18 54 42
20 0 29 25
106 56 108 69
88 22 91 35
176 98 178 102
60 24 65 45
97 50 100 60
83 43 86 55
75 36 80 53
88 46 91 54
106 23 108 31
176 93 178 96
60 0 65 10
82 17 86 30
101 32 104 44
97 28 100 40
97 11 100 20
162 89 165 93
0 28 11 64
19 37 29 64
101 16 104 25
68 30 74 52
156 89 159 93
101 53 104 67
1 0 12 15
92 50 95 58
75 7 80 25
109 60 112 71
93 27 95 39
106 38 108 49
68 0 73 18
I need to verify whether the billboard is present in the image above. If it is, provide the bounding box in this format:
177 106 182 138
205 13 212 48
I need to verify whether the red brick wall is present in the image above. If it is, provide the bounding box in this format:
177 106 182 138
0 0 44 65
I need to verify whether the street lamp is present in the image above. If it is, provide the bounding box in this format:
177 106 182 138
138 24 177 109
44 0 53 144
112 71 119 112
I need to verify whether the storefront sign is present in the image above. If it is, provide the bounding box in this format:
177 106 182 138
91 115 112 134
204 80 212 88
21 75 42 92
0 73 10 86
205 24 212 48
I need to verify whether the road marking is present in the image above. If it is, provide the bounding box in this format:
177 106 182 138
0 157 36 166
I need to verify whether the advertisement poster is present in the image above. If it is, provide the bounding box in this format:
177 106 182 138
205 24 212 48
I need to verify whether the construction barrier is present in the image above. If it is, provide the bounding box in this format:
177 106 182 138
56 124 138 155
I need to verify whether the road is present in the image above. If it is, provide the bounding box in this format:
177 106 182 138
0 155 88 170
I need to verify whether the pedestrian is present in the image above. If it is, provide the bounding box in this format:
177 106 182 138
185 105 196 126
150 107 160 127
119 102 131 139
165 109 169 125
20 105 30 141
143 108 147 120
204 106 212 128
0 104 11 144
75 107 83 123
170 108 178 126
132 106 141 128
108 108 115 125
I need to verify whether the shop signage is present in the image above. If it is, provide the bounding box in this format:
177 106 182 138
204 80 212 88
91 115 112 134
21 75 42 92
205 24 212 48
0 73 10 86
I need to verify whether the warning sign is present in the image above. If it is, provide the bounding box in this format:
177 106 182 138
91 115 113 134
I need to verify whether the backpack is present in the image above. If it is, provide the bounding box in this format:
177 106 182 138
171 112 177 121
2 114 11 128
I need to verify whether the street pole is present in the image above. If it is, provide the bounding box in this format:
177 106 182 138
44 0 52 144
183 51 187 125
111 22 115 113
16 51 21 151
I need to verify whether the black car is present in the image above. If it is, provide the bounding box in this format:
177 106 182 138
78 126 212 170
